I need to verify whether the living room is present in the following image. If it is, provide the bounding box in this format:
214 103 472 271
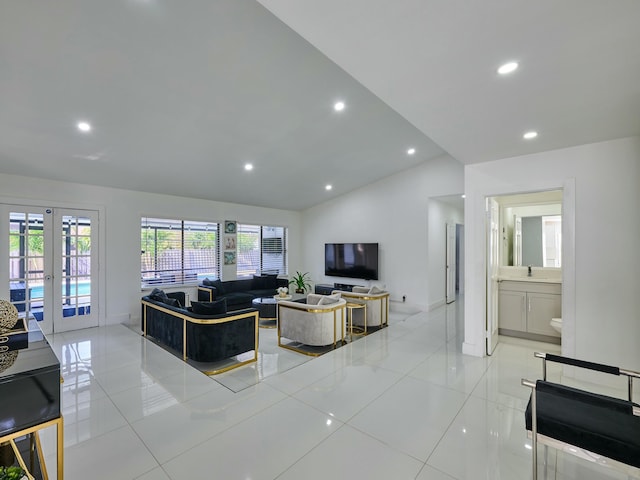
1 1 640 479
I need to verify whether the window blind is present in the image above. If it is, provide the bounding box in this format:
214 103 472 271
141 217 219 287
236 224 287 277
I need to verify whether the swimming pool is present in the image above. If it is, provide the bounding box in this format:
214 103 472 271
21 281 92 299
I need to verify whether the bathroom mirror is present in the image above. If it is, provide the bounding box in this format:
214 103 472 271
514 214 562 267
496 190 563 267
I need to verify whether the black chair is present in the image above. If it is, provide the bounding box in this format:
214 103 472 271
522 352 640 478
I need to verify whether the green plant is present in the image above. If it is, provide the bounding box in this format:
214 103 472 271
0 465 26 480
288 271 311 293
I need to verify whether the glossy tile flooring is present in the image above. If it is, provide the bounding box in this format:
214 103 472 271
39 300 637 480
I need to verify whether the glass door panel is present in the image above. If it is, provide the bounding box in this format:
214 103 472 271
55 212 97 331
7 208 53 330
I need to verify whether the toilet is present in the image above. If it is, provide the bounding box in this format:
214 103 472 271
550 317 562 334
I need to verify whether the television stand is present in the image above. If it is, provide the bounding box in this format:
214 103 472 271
315 283 362 295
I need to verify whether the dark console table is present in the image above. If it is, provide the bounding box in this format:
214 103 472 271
315 283 362 295
0 320 63 479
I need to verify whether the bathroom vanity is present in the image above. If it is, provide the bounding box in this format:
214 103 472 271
498 279 561 344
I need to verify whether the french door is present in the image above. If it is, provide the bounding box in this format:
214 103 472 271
2 205 99 334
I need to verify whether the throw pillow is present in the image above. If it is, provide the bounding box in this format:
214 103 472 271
164 297 181 308
149 288 169 303
210 280 225 295
191 299 227 315
369 285 385 294
263 274 278 290
318 295 339 305
252 275 268 290
202 278 214 286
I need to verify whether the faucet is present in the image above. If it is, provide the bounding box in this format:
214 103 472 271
528 265 532 277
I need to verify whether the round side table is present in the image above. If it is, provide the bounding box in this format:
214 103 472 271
252 297 277 328
345 302 367 339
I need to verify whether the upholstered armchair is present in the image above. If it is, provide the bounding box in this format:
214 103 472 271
336 286 389 331
277 294 346 355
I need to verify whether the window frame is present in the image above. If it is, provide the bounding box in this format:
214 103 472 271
236 223 288 278
141 217 220 288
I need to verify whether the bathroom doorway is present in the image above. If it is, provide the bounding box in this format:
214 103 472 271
485 190 565 354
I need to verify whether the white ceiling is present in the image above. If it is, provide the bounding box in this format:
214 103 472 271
259 0 640 164
1 1 639 211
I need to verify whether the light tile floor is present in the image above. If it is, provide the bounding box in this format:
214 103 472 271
38 299 637 479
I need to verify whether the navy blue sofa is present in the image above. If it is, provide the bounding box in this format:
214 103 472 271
197 275 288 310
141 291 258 374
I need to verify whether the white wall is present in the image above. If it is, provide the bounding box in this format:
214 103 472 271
428 198 464 309
0 173 301 326
463 136 640 375
301 154 464 311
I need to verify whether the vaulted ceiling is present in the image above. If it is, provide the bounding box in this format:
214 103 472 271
1 1 638 210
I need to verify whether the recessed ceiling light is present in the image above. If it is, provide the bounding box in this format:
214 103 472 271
461 194 466 199
333 101 345 112
325 184 332 191
497 61 519 75
244 163 253 171
523 131 538 140
77 121 92 132
407 148 416 155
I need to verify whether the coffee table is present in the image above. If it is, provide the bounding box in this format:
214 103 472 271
252 297 278 328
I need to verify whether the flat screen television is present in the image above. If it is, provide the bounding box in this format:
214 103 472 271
324 243 379 280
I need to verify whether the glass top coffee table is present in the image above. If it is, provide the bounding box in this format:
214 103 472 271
252 294 306 328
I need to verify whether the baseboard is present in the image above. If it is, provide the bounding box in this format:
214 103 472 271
389 300 422 315
107 313 132 325
428 299 446 311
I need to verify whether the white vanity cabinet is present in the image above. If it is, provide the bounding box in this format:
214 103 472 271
498 280 561 341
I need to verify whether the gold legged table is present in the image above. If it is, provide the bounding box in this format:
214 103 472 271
345 302 366 340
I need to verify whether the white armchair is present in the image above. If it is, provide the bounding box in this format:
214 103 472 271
335 286 389 331
277 294 346 355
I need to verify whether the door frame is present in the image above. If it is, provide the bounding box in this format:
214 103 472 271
1 198 106 333
486 197 500 355
477 180 575 359
446 223 457 304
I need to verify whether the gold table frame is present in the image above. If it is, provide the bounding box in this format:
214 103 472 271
0 416 63 480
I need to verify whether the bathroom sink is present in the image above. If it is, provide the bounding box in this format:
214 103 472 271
498 276 560 284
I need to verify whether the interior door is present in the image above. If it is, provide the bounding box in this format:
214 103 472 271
446 223 456 304
3 205 98 333
486 198 500 355
53 209 99 332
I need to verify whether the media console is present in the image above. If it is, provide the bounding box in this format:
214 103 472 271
315 283 362 295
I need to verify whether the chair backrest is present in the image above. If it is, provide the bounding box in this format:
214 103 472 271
307 293 342 305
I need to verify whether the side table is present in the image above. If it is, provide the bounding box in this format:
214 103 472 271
345 302 367 339
252 297 278 328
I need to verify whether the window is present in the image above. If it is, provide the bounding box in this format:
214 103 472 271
141 217 219 287
236 224 287 277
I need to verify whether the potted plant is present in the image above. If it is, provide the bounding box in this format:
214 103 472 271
289 271 311 294
0 465 26 480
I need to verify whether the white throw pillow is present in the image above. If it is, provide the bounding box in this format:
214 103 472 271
318 295 339 305
368 285 385 294
306 294 322 305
